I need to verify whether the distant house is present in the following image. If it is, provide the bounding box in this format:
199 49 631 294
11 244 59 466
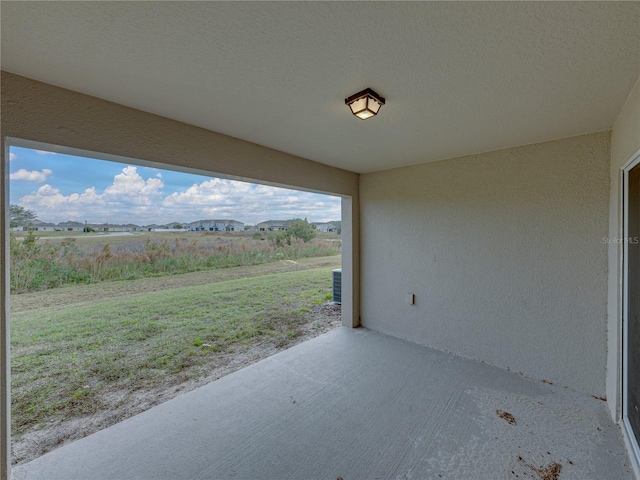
91 223 127 232
256 220 289 232
13 219 46 231
166 222 188 230
312 222 338 233
189 219 244 232
30 221 57 232
13 220 83 232
140 224 168 232
58 221 85 232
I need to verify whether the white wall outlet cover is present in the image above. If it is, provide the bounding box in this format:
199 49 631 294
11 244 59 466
406 294 415 305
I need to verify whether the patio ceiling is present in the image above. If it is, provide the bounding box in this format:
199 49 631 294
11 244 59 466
1 2 639 173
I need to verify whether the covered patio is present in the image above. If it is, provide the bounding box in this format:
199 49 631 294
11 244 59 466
2 2 640 479
11 328 634 480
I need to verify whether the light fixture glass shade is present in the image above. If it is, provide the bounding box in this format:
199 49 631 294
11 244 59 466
368 98 382 114
355 109 374 120
349 97 368 117
345 88 385 120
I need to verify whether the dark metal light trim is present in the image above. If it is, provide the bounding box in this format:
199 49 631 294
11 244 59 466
345 88 386 120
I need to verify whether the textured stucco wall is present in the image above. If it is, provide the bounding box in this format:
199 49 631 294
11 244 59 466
608 77 640 418
360 132 611 396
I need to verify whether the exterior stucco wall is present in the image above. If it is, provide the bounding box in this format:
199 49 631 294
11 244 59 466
608 77 640 419
0 72 360 479
360 132 611 396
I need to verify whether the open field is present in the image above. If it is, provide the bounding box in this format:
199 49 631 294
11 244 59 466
11 230 341 245
11 257 341 464
10 255 341 313
10 230 341 293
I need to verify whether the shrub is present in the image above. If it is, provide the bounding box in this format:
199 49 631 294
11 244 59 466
269 230 290 247
287 218 316 242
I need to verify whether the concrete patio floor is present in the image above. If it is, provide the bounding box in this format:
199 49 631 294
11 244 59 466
12 327 636 480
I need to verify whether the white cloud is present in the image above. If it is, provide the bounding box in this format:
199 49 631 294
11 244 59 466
9 153 16 161
163 178 251 206
34 150 57 155
22 184 103 209
10 168 53 183
103 166 164 204
163 179 340 225
19 166 164 223
18 165 341 225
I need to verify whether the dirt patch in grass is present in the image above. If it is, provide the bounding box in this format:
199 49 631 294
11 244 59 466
11 260 342 465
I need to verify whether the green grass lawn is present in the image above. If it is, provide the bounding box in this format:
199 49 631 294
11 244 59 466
11 267 335 436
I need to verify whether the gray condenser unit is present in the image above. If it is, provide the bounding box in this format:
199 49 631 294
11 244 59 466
332 268 342 304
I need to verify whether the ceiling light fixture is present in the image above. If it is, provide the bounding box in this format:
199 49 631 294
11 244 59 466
345 88 385 120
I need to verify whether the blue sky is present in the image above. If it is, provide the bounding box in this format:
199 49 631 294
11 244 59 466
9 147 341 226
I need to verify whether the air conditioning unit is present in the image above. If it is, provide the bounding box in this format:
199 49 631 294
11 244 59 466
332 268 342 304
